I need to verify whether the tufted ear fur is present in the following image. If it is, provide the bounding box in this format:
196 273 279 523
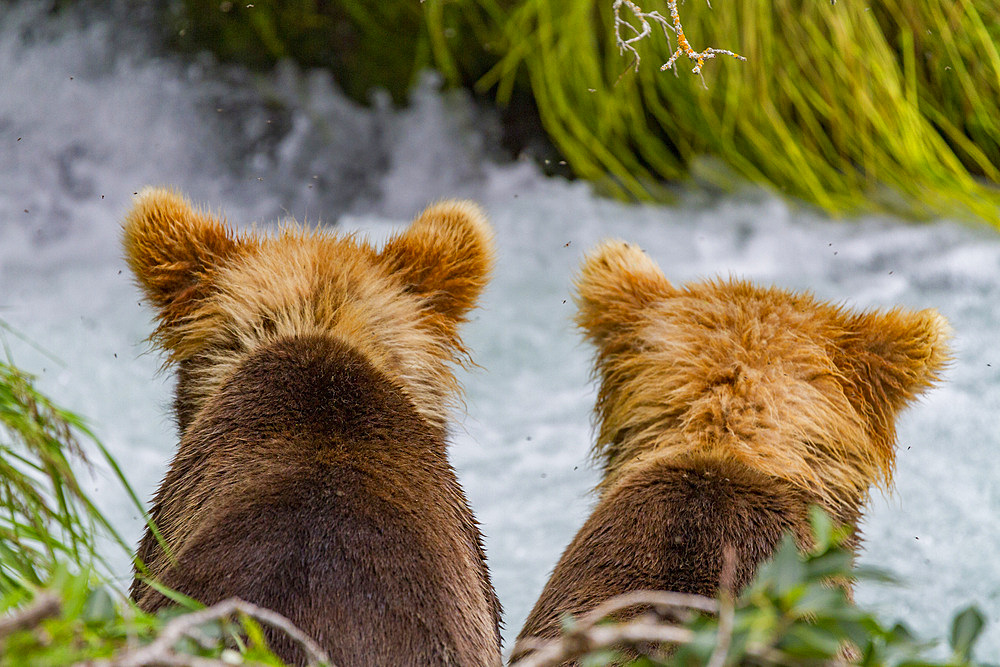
122 187 243 344
574 240 675 349
833 307 951 451
379 200 495 327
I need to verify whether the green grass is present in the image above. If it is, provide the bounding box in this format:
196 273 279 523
0 357 127 593
167 0 505 104
477 0 1000 223
168 0 1000 225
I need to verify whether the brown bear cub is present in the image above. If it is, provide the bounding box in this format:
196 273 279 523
124 188 501 666
514 240 950 661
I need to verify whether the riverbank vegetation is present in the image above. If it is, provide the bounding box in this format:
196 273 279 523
163 0 1000 226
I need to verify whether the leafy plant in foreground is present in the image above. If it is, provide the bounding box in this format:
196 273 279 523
514 508 991 666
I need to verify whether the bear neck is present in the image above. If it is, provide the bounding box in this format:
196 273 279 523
178 334 447 460
597 433 870 524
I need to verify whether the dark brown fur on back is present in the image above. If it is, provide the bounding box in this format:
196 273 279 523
133 335 501 665
514 458 856 659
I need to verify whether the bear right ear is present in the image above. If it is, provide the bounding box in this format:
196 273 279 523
833 307 952 433
122 188 241 340
378 200 495 327
574 240 675 348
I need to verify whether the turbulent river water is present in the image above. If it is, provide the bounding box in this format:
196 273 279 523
1 3 998 656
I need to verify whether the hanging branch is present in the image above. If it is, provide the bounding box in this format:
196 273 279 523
613 0 746 80
613 0 674 71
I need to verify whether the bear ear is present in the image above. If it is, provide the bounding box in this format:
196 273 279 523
122 188 242 333
378 200 495 324
574 240 675 347
834 307 951 431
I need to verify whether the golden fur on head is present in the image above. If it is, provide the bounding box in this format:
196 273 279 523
574 240 951 511
123 188 494 429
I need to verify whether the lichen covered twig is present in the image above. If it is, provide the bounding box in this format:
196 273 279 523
613 0 746 79
613 0 674 71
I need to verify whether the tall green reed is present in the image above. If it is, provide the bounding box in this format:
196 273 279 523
475 0 1000 222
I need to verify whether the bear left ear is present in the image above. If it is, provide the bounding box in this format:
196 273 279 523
122 188 243 343
834 307 951 428
379 200 495 324
574 240 676 349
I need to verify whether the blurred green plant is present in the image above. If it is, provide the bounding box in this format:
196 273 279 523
37 0 996 222
0 570 314 666
166 0 507 105
512 507 992 666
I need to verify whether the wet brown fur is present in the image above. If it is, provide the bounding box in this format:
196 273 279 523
124 188 501 666
514 240 950 661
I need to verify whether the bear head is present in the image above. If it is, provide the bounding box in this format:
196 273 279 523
573 240 951 513
123 187 494 434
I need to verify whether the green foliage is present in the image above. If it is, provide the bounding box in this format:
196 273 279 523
164 0 1000 224
558 507 992 666
0 356 123 593
0 568 292 666
951 606 988 664
476 0 1000 223
167 0 506 104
